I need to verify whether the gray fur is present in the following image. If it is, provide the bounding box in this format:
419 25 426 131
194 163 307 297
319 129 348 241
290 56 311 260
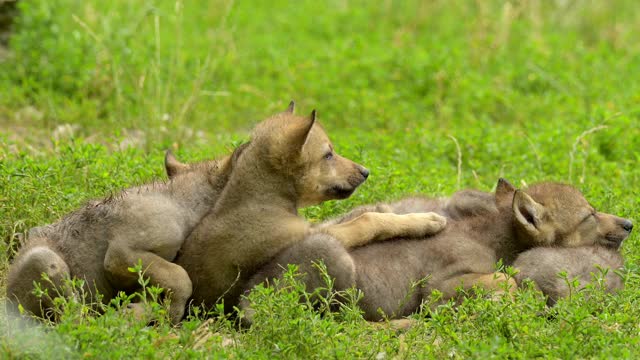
6 152 236 323
514 246 623 305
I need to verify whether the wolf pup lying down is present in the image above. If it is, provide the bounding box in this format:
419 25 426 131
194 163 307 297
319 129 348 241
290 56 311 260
174 103 447 313
6 149 239 323
241 179 632 322
514 246 625 306
320 185 628 306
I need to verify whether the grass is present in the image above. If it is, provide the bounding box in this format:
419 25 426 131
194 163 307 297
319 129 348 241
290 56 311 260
1 0 640 358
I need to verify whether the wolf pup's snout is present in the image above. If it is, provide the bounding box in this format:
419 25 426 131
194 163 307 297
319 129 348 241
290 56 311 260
359 166 370 180
621 219 634 233
351 163 369 186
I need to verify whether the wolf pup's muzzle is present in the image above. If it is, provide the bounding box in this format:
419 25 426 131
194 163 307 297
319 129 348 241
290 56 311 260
328 165 369 199
605 217 633 248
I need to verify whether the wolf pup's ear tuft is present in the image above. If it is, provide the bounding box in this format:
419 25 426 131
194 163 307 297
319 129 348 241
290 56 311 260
286 110 316 153
305 110 317 145
496 178 516 194
301 110 316 147
231 142 250 167
512 190 546 236
165 150 188 179
286 100 295 113
495 178 517 205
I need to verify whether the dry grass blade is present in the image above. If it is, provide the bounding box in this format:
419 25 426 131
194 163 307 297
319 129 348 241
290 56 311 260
448 135 462 189
568 125 608 183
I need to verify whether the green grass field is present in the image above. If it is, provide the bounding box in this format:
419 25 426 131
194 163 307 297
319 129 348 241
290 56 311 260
1 0 640 358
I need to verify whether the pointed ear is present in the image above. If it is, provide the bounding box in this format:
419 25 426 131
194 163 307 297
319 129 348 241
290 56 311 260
286 100 295 113
495 178 517 205
304 109 317 145
230 142 250 167
512 190 546 235
288 110 316 152
165 150 188 179
310 109 317 122
495 177 515 198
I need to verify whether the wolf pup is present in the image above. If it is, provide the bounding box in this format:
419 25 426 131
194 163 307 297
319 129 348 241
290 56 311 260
514 246 625 305
241 179 633 321
175 103 447 312
6 148 241 324
323 185 628 306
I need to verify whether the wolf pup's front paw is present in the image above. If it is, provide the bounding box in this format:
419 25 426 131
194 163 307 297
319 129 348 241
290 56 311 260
406 212 447 236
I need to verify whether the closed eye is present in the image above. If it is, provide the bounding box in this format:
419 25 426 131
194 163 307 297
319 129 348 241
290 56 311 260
581 210 597 223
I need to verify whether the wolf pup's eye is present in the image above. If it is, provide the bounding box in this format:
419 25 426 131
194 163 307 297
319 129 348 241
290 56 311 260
324 151 333 160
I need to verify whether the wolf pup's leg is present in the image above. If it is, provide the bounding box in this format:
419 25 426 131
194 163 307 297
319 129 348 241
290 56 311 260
6 246 71 320
104 245 192 324
317 211 447 248
319 203 394 227
239 233 356 326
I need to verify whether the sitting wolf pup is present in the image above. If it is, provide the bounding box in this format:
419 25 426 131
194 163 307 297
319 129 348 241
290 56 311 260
174 104 447 313
6 148 241 323
241 179 633 322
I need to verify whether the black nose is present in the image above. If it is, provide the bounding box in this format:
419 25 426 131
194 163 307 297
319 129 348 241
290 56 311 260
360 168 369 179
621 219 634 233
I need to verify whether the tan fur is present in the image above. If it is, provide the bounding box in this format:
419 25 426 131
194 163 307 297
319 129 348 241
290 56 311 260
6 151 237 323
510 182 633 249
175 103 446 312
319 212 446 248
241 179 632 321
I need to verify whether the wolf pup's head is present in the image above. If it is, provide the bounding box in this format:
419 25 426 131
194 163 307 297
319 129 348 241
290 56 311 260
495 178 633 249
251 101 369 207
